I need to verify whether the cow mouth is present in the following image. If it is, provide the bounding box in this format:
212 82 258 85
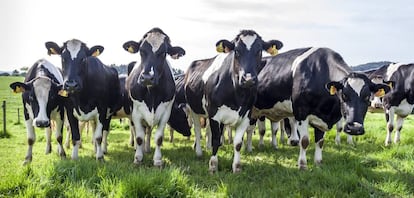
344 122 365 135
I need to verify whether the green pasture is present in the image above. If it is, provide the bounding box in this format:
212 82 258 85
0 76 413 197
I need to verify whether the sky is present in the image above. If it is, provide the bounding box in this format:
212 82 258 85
1 0 413 72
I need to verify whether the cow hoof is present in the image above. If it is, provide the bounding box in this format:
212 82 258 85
133 159 143 166
22 160 31 166
97 156 105 162
154 160 163 168
232 163 242 173
298 160 307 170
290 140 299 146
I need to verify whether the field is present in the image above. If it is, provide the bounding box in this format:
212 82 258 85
0 76 414 197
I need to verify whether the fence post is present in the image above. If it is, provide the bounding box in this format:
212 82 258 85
2 101 5 135
17 108 20 124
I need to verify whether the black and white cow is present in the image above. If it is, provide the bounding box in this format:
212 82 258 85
46 39 122 161
122 27 185 166
185 30 283 173
368 63 413 146
9 59 66 164
250 47 390 170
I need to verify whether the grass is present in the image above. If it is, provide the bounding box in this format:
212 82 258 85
1 76 414 197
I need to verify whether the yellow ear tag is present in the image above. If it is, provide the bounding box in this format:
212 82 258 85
49 48 58 55
92 49 100 57
58 90 68 97
216 42 224 53
329 85 337 95
13 86 23 93
374 88 385 97
267 45 278 56
128 46 135 53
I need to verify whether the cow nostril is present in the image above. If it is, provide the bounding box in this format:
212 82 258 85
36 120 50 128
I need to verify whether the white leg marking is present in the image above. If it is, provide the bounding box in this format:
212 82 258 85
297 119 309 170
385 108 394 146
191 111 203 157
394 115 404 144
23 119 35 165
258 120 265 147
232 117 250 173
45 127 52 154
271 121 279 149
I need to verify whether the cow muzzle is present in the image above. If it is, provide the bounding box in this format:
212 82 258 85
344 122 365 135
139 73 155 87
63 80 80 94
35 119 50 128
240 73 256 88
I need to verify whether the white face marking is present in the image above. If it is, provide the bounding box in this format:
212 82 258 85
33 77 51 124
386 63 405 80
38 59 63 84
347 78 365 96
291 47 319 77
211 105 241 126
145 32 166 53
65 39 82 60
239 34 257 50
202 52 233 83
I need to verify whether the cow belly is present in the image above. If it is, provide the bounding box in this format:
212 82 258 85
252 100 293 122
309 115 329 131
133 100 173 127
74 107 98 121
212 105 243 126
394 99 414 117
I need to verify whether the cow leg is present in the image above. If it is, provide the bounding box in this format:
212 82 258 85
64 120 71 149
270 121 279 149
144 127 151 153
258 119 266 148
206 119 212 150
78 121 87 149
153 101 173 168
279 119 287 145
102 129 109 154
394 115 404 144
54 117 66 158
314 128 325 166
129 120 136 147
297 119 310 170
385 108 395 146
208 119 222 173
67 113 81 160
132 113 145 164
93 118 105 161
233 118 250 173
23 119 35 165
190 111 203 157
90 120 97 144
169 125 174 143
45 126 52 154
227 125 233 144
335 118 343 145
245 123 254 152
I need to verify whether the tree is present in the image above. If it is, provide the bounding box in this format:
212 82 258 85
11 69 19 76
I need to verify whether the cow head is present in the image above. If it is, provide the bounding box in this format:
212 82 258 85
45 39 104 95
123 27 185 87
216 30 283 88
10 68 62 128
326 72 390 135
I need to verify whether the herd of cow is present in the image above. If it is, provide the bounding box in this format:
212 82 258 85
9 27 414 173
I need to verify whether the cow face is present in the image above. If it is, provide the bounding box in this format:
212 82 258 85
123 27 185 87
10 76 62 128
216 30 283 88
45 40 104 94
326 73 390 135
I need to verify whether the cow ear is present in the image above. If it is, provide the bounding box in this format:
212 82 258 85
264 40 283 56
89 46 104 57
371 83 391 97
216 40 234 53
168 46 185 59
10 82 30 93
127 61 136 75
45 41 62 55
325 81 343 95
123 41 141 54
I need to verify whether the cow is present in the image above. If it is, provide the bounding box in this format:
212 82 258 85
45 39 122 161
9 59 66 164
184 30 283 173
367 63 413 146
249 47 390 170
122 27 185 167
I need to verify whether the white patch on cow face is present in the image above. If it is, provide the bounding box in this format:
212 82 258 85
347 78 365 96
202 52 233 83
386 63 405 80
33 77 52 124
291 47 319 77
145 32 166 53
38 59 63 84
308 115 329 131
73 107 98 121
212 105 241 126
65 39 82 60
239 34 257 50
